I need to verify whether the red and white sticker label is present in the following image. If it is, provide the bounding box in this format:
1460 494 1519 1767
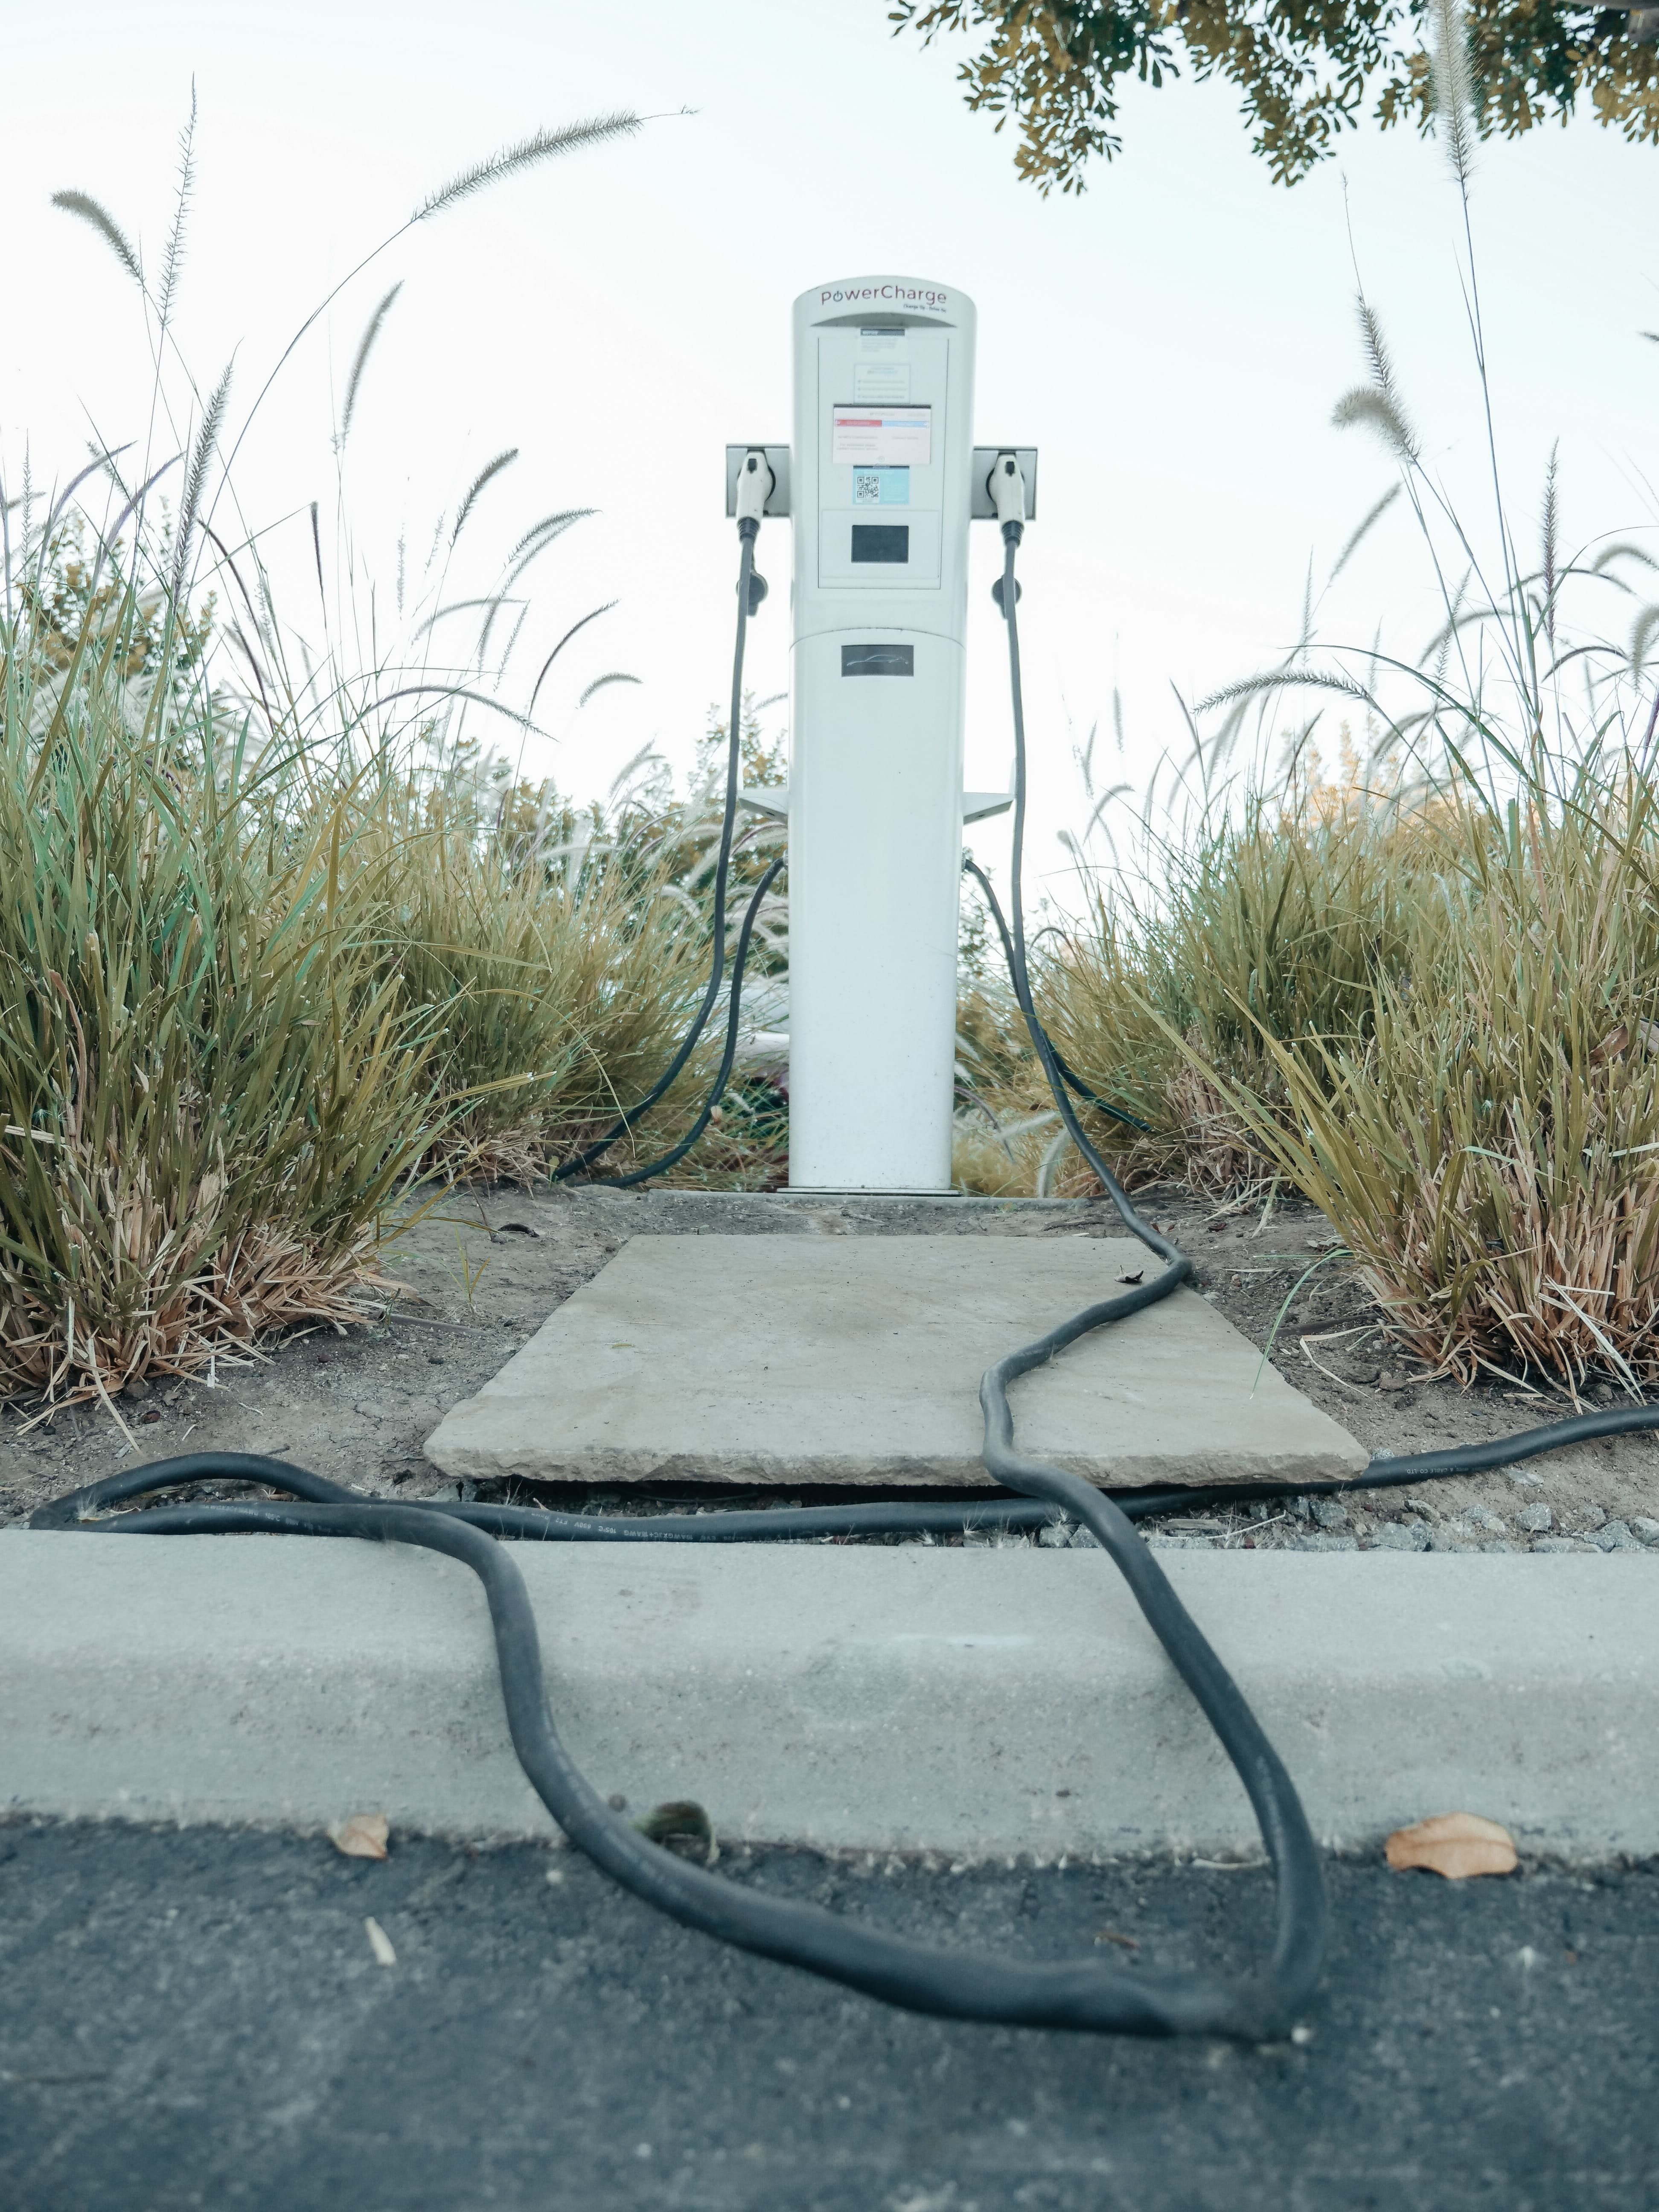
831 406 931 469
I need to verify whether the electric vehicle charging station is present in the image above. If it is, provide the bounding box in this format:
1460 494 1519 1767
726 274 1036 1193
26 235 1644 2064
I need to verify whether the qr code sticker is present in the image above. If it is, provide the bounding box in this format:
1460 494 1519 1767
853 472 881 505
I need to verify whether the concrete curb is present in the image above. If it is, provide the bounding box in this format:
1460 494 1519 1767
3 1533 1654 1859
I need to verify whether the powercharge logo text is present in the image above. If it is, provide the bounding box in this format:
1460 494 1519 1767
819 283 949 314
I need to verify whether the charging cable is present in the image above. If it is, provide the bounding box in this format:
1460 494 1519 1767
554 453 777 1186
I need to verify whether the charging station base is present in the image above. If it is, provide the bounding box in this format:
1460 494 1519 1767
425 1234 1366 1491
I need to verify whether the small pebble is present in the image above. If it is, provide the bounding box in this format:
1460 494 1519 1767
1516 1503 1552 1534
1311 1498 1349 1528
1375 1521 1430 1551
1301 1531 1358 1551
1632 1517 1659 1548
1580 1503 1608 1530
1534 1535 1592 1554
1069 1526 1102 1549
1468 1505 1506 1534
1591 1522 1640 1552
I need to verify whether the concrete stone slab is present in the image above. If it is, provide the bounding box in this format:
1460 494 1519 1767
3 1532 1654 1858
425 1234 1366 1489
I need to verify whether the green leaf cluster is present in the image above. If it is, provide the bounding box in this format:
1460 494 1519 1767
895 0 1659 187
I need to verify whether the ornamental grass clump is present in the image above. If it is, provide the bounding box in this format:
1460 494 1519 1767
0 624 439 1406
0 93 777 1420
1035 765 1444 1193
356 777 721 1187
1227 753 1659 1391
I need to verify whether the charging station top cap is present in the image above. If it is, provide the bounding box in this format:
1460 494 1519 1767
798 276 966 329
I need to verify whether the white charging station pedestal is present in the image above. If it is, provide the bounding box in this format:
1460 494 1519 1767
727 274 1035 1194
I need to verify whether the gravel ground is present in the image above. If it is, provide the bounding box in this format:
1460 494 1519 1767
3 1183 1657 1551
3 1819 1656 2212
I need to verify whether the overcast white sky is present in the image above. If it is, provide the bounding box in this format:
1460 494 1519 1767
5 0 1658 901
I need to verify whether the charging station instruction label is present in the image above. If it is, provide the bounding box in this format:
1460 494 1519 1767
831 406 931 468
854 328 910 404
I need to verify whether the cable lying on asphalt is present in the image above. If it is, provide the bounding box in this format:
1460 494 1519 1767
31 509 1659 2044
30 1396 1659 2050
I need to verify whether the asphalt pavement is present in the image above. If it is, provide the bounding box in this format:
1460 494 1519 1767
2 1820 1654 2212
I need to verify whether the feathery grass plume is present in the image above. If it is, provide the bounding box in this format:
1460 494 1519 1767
1332 300 1420 464
202 113 645 527
1633 603 1659 680
579 672 641 707
49 192 143 286
504 508 594 595
509 508 591 565
339 282 402 448
1540 442 1560 652
308 499 327 620
409 594 523 646
170 357 232 601
414 112 640 221
451 449 519 545
1429 0 1477 189
156 82 198 333
1329 485 1401 584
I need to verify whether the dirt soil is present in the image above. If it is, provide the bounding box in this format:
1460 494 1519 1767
4 1182 1658 1554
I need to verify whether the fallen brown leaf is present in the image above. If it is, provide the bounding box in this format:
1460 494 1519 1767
1118 1270 1144 1285
1385 1812 1517 1880
635 1799 718 1866
328 1813 389 1861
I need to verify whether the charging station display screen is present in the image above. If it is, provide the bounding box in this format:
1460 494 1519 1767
850 524 910 565
831 405 931 469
